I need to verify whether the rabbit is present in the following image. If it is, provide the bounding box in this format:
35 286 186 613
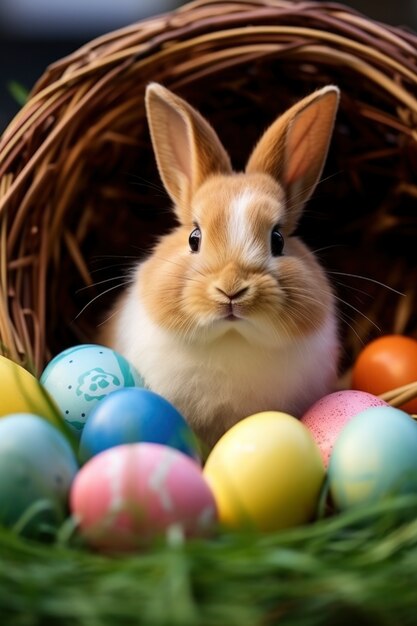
100 82 341 449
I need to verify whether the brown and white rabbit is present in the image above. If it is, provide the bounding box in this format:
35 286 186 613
101 83 340 448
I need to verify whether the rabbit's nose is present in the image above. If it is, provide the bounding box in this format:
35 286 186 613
215 286 249 301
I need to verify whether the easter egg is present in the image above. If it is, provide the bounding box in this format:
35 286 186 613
0 354 71 440
70 443 217 551
352 335 417 413
0 413 78 535
203 411 324 532
301 390 388 466
328 406 417 511
40 344 144 437
79 387 199 463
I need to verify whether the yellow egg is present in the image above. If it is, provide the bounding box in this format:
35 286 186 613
0 355 73 441
203 411 325 532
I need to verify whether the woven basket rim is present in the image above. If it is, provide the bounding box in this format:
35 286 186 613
1 0 417 410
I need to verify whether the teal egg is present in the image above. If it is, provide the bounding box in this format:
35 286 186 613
0 413 78 535
328 406 417 511
40 344 144 438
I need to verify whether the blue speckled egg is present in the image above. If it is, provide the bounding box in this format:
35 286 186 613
79 387 200 463
0 413 78 536
328 406 417 511
40 344 144 438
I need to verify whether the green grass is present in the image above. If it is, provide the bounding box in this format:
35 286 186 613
1 495 417 625
7 81 29 106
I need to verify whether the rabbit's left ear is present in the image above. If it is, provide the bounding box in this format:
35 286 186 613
145 83 232 221
246 86 340 230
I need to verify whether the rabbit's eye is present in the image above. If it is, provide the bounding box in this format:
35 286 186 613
271 227 284 256
189 227 201 253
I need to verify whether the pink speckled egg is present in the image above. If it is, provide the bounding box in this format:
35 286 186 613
70 443 217 551
301 390 388 466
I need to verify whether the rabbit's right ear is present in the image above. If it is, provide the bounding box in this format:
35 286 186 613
246 86 340 232
145 84 232 222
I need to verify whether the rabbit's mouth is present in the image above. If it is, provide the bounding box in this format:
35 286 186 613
220 302 245 322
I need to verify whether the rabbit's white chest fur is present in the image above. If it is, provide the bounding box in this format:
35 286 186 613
112 280 338 446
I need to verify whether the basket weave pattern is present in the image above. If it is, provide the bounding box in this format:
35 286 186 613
0 0 417 408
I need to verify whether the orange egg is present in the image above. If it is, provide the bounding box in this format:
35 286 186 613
351 335 417 414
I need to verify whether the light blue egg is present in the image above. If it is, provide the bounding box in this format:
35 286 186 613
0 413 79 536
40 344 144 438
328 406 417 511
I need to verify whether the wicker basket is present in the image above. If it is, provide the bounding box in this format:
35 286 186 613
1 0 417 404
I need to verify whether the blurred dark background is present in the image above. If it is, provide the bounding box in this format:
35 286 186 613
1 0 417 132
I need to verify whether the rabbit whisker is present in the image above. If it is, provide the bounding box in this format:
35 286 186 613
76 275 131 294
169 273 204 285
152 254 207 280
128 174 165 193
90 263 136 275
282 171 342 214
327 271 404 296
74 281 131 321
297 244 343 260
331 279 374 299
284 295 365 348
332 295 380 332
96 304 125 328
142 275 205 294
281 284 379 334
91 254 139 263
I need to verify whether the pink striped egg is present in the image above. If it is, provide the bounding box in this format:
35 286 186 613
70 443 217 551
